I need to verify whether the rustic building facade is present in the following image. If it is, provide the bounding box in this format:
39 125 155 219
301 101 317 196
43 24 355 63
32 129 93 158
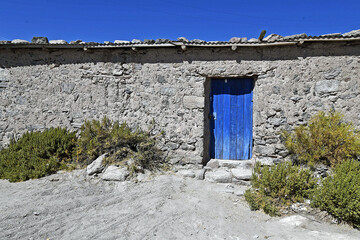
1 31 359 168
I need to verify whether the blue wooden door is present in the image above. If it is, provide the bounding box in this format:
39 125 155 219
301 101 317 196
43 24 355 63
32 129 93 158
210 78 254 160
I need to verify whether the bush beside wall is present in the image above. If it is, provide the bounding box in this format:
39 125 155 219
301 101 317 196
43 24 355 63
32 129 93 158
0 128 76 182
312 159 360 228
282 111 360 167
244 161 317 216
75 117 166 175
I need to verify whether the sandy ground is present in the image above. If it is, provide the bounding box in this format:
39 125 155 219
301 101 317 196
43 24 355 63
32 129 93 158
1 170 359 240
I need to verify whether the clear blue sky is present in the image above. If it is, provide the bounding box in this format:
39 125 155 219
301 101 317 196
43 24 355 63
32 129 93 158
0 0 359 42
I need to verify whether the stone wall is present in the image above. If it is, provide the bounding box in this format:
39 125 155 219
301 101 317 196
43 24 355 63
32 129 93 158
0 41 359 166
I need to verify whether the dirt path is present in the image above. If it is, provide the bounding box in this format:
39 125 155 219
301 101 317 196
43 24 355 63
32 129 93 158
1 170 359 240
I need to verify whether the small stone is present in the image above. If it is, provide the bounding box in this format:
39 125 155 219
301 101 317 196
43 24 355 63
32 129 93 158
279 215 308 226
235 190 245 196
256 157 275 166
324 68 341 79
136 173 146 182
290 96 302 102
267 117 286 127
229 37 247 43
283 33 307 40
263 34 283 42
49 40 67 44
87 153 107 175
155 38 170 44
183 96 204 109
190 39 206 43
240 37 247 42
160 87 177 96
33 212 40 216
231 168 252 180
11 39 29 44
103 41 112 44
114 40 130 44
206 159 220 169
255 146 275 156
218 160 243 168
229 37 240 43
61 82 75 93
194 169 206 180
248 38 259 42
178 169 196 178
113 70 123 76
253 235 259 239
131 39 142 43
143 39 155 44
331 219 339 224
69 40 83 44
342 29 360 37
71 122 83 128
315 80 340 94
205 169 232 183
102 166 129 181
31 37 49 44
319 33 341 37
177 37 189 42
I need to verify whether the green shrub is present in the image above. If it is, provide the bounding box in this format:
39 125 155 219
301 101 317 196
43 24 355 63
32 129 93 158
311 159 360 228
282 111 360 167
75 117 166 175
245 161 317 216
0 128 76 182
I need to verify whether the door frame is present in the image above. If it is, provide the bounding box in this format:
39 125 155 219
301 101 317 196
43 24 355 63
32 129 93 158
203 77 255 164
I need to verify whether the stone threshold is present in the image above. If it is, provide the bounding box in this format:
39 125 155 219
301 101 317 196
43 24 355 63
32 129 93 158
215 159 256 169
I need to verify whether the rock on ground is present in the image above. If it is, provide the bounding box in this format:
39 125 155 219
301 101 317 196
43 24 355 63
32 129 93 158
101 166 129 181
87 153 107 175
205 169 232 183
0 170 359 240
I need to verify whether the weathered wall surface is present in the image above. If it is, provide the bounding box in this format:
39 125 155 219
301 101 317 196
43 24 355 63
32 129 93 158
0 42 359 166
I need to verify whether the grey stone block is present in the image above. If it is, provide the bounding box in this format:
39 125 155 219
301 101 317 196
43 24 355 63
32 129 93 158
315 80 339 94
11 39 29 44
191 39 206 43
49 40 68 44
102 166 129 181
194 169 206 180
206 159 220 169
255 145 275 156
263 34 283 42
143 39 155 44
183 96 204 109
256 157 276 166
324 68 341 79
114 40 130 44
229 37 247 43
205 169 232 183
177 37 189 42
231 168 252 180
32 37 49 44
178 169 196 178
283 33 307 40
87 153 107 175
155 39 170 44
